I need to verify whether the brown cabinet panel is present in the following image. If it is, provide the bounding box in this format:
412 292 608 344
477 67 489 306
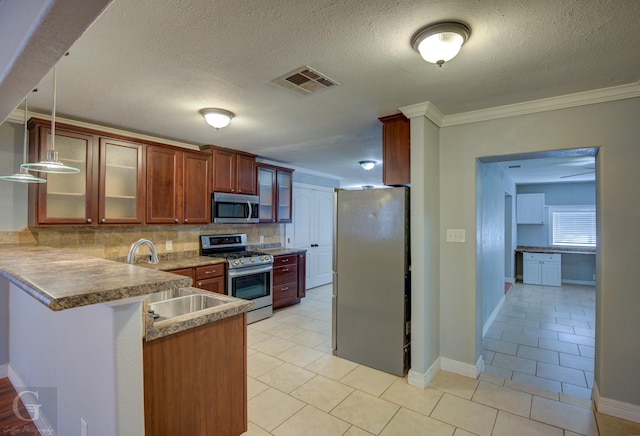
273 265 298 286
195 264 224 280
168 268 194 281
379 113 410 186
297 253 306 298
143 313 248 435
182 151 211 224
212 147 256 195
236 153 256 194
170 264 226 292
272 254 303 309
195 277 225 294
146 146 182 224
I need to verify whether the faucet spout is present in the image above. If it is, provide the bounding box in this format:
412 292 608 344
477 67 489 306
127 238 159 264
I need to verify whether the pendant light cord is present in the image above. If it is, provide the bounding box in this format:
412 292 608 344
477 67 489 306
22 98 28 165
51 66 56 151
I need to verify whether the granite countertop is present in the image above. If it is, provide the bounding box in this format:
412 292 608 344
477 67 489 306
0 245 191 311
144 288 254 341
134 255 226 271
516 245 596 255
261 247 308 256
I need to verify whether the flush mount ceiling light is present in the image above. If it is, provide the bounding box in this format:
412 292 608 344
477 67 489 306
411 21 471 67
22 64 80 174
359 160 376 171
0 91 46 184
200 108 234 129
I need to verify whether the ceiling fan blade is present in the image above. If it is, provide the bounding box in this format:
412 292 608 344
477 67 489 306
560 170 595 179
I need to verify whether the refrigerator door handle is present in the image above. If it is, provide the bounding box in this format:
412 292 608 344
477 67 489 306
332 275 337 353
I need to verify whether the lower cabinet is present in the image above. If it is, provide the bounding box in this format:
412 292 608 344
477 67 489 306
273 253 306 309
143 313 248 435
523 252 561 286
168 263 225 294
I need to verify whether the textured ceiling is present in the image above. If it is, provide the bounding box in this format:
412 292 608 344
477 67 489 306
2 0 639 187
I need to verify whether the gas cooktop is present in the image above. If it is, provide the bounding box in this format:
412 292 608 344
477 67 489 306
200 234 273 269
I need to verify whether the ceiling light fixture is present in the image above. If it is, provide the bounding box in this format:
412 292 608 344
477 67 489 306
200 108 234 129
359 160 376 171
22 65 80 174
411 21 470 67
0 92 47 184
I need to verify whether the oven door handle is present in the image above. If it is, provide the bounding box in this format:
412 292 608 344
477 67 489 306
228 264 273 277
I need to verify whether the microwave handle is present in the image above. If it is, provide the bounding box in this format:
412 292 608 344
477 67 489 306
247 201 252 222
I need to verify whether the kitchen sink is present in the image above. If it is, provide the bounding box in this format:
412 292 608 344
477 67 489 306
148 293 229 321
147 287 197 304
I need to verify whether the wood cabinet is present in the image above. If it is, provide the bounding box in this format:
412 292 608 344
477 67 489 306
143 313 248 436
28 119 146 226
257 163 294 223
523 252 561 286
517 193 545 224
212 147 256 194
168 263 225 294
146 146 212 224
379 113 410 186
272 252 306 309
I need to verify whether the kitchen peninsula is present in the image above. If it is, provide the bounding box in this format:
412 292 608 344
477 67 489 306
0 245 252 435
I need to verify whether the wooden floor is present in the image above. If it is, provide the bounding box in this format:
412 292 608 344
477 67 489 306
0 378 39 434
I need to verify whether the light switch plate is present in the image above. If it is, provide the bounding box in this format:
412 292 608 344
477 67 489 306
446 229 466 243
166 240 173 251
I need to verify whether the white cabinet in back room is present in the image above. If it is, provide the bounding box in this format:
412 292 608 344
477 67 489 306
523 252 561 286
517 193 545 224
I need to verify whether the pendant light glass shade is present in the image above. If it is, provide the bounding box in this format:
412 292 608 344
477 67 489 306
200 108 234 129
0 95 47 183
22 66 80 174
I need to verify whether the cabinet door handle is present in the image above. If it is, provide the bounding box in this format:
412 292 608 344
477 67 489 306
281 287 289 291
86 218 92 223
281 259 289 263
101 218 106 223
197 281 202 286
174 218 179 223
282 268 289 272
184 218 189 223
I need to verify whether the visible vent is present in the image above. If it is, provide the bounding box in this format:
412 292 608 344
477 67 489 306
274 66 339 95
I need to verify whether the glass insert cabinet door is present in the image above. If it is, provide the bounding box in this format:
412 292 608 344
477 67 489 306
37 127 94 224
99 138 144 224
258 166 276 222
277 170 292 222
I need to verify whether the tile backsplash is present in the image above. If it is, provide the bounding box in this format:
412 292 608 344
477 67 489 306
0 224 282 259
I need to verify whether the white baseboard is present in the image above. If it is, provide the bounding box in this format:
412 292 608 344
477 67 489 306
593 382 640 423
8 364 56 435
483 294 506 337
441 357 482 378
561 279 596 286
408 357 441 389
0 363 7 378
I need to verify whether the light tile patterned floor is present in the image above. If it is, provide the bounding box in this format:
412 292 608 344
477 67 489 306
243 284 640 435
483 283 596 399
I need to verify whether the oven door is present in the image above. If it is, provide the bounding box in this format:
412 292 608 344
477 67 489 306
227 264 273 310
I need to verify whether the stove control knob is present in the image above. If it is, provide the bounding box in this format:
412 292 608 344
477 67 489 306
250 257 255 263
233 260 240 265
240 259 245 264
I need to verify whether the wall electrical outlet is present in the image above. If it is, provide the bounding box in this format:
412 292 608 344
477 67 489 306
446 229 466 243
259 235 264 243
166 240 173 251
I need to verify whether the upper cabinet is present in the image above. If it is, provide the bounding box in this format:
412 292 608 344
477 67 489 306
516 193 545 224
211 147 256 195
146 146 212 225
29 119 146 226
29 118 211 226
379 113 410 186
256 163 293 223
99 138 145 224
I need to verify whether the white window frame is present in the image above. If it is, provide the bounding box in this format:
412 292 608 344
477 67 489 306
548 205 597 248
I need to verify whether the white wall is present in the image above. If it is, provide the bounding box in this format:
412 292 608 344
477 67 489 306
0 121 28 230
9 282 145 435
438 97 640 407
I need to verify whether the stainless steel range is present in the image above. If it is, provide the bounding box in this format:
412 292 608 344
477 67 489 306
200 233 273 323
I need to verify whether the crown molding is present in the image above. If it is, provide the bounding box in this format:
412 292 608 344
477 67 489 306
442 81 640 127
257 157 342 180
400 101 445 126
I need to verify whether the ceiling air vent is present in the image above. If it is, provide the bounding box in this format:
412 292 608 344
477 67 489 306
274 66 339 95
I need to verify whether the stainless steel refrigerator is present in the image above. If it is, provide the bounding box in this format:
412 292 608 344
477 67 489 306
332 186 410 376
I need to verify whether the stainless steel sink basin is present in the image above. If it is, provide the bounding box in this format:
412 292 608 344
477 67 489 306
148 294 228 321
147 287 196 304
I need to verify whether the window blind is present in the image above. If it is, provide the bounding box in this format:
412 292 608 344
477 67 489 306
551 210 596 247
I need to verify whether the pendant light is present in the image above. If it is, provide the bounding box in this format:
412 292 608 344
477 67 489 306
22 66 80 174
0 93 47 183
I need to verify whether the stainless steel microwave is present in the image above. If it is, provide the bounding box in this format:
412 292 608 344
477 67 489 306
212 192 259 223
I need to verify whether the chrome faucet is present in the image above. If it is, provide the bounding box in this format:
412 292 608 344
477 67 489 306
127 238 159 264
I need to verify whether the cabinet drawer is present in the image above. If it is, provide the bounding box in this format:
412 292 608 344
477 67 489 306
273 283 297 301
169 268 194 280
196 264 225 280
273 265 298 286
524 252 561 262
273 255 297 267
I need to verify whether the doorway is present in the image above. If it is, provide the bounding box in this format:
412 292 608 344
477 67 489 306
477 148 598 400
